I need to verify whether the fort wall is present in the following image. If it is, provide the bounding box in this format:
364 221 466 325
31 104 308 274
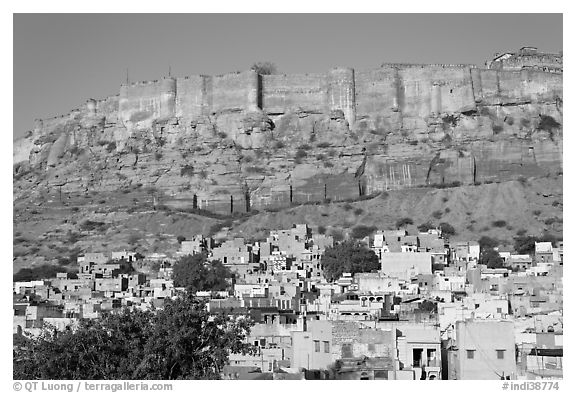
175 76 206 121
261 73 326 115
211 71 259 113
28 64 563 137
119 78 176 124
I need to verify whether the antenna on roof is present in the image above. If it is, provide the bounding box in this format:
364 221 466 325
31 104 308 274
125 68 130 85
168 65 172 78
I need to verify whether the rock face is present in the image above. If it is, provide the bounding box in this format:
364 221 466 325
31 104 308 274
13 65 563 215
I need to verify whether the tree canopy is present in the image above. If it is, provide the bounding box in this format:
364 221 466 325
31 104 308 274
173 253 234 293
480 248 504 269
320 240 380 282
13 294 255 379
250 61 277 75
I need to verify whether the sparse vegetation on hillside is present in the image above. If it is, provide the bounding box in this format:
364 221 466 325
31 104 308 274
180 165 195 177
350 225 377 239
395 217 413 228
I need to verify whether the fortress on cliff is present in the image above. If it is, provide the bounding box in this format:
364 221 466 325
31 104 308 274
29 47 563 138
15 48 563 215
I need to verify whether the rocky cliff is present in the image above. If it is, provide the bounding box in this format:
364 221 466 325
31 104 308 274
13 64 563 215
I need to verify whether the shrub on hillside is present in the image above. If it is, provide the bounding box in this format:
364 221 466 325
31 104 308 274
439 222 456 237
350 225 377 239
492 220 507 228
180 165 195 177
395 217 414 228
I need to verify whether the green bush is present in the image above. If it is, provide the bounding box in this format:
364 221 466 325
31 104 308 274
351 225 378 239
432 211 443 219
492 220 507 228
537 115 561 131
180 165 195 177
395 217 414 228
439 222 456 236
295 149 307 159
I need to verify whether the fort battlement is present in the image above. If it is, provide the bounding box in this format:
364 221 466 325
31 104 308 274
31 63 563 136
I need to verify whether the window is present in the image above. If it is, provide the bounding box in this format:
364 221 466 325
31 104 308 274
324 341 330 353
496 350 505 359
368 343 376 352
342 343 353 358
466 350 475 359
496 307 503 314
314 340 320 352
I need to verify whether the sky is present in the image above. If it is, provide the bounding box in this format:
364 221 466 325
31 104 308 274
13 13 563 140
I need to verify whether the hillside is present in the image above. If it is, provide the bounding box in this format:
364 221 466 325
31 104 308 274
13 176 562 272
13 64 563 274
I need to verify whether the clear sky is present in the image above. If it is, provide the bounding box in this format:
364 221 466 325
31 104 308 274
13 13 562 139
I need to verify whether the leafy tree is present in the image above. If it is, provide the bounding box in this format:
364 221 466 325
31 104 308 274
418 222 436 232
419 300 437 313
479 248 504 268
439 222 456 237
250 61 277 75
173 253 234 292
13 294 255 379
478 235 504 267
513 234 559 255
350 225 377 239
13 264 68 281
478 236 499 250
321 240 380 282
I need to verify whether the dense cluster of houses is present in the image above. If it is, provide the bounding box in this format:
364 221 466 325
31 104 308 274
13 223 563 380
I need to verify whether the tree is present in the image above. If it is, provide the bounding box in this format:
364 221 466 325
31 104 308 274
478 236 504 268
418 222 436 232
350 225 377 240
250 61 277 75
173 253 234 292
480 248 504 268
321 240 380 282
478 236 499 250
13 294 256 380
439 222 456 237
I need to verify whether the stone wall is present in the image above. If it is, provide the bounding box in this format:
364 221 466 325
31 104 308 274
261 73 326 115
119 78 176 125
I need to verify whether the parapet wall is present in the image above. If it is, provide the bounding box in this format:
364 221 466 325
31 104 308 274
261 73 326 115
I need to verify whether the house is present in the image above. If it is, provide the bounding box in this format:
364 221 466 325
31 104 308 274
396 325 442 379
381 252 433 279
446 319 516 380
535 242 554 264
